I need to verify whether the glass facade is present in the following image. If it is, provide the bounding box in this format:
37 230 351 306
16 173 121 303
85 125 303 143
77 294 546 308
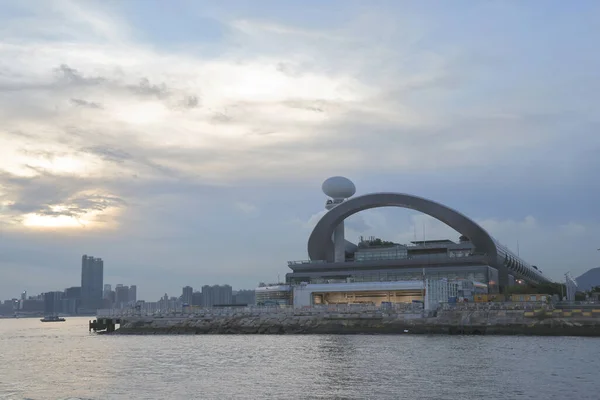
287 266 499 294
448 249 472 258
355 246 408 262
255 287 292 306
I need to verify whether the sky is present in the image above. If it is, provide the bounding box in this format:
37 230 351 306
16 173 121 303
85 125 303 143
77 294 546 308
0 0 599 300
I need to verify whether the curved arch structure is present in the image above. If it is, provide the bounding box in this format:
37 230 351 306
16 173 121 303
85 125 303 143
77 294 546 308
308 192 549 285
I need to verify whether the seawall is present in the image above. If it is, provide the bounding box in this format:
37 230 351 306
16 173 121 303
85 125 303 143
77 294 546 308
113 309 600 336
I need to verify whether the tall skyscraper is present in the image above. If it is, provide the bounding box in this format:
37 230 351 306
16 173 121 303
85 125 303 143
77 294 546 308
182 286 193 305
115 285 129 309
129 285 137 303
81 255 104 311
103 284 112 299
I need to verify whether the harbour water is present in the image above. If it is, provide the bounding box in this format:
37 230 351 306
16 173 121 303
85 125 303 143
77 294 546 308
1 317 598 400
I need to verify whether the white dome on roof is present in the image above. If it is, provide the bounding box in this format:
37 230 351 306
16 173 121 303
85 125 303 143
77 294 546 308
322 176 356 199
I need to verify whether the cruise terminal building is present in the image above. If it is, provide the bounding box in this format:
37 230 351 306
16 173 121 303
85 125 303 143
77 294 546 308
265 177 550 309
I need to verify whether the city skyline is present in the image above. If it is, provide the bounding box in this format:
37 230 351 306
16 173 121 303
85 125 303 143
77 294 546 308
1 1 600 299
0 252 256 316
0 252 259 304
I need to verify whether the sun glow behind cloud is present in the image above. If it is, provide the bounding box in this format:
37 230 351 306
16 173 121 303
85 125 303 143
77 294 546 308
26 155 89 175
22 213 90 228
21 204 120 229
113 102 169 125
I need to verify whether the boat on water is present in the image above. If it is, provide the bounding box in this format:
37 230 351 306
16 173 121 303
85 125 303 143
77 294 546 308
40 315 66 322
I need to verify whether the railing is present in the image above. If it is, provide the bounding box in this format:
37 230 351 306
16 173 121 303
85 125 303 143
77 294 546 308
287 260 326 266
555 301 600 306
439 302 551 311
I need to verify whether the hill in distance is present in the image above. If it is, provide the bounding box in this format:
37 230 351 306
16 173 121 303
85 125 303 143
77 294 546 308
576 267 600 291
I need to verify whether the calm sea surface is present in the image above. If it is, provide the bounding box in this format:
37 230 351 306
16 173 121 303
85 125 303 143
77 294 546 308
0 317 598 400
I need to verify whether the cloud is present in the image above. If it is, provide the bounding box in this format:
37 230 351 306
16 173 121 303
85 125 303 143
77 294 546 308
81 146 132 163
0 169 126 229
0 1 599 298
128 77 169 99
71 98 103 109
55 64 106 86
234 201 259 217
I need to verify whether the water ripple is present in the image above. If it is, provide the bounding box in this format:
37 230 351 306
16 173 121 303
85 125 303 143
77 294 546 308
1 318 599 399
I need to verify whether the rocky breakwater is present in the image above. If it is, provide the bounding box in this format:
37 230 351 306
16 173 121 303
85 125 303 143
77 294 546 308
115 309 429 335
114 308 600 336
431 309 600 336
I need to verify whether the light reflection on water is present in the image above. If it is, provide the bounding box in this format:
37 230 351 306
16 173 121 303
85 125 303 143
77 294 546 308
0 317 598 399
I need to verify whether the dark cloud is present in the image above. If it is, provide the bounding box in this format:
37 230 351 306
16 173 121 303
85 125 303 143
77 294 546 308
82 145 132 163
0 170 125 223
71 98 103 109
182 95 200 108
126 78 200 109
129 77 169 98
55 64 105 86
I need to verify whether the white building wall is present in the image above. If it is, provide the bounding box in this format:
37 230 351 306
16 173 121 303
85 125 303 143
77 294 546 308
293 285 313 308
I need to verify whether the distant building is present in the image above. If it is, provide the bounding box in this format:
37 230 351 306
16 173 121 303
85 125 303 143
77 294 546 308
63 286 81 314
81 255 104 311
115 285 129 309
157 293 180 311
61 298 78 315
20 299 44 312
182 286 193 305
0 301 15 316
44 291 63 316
64 286 81 299
103 284 112 299
233 290 255 305
191 291 203 306
201 285 232 307
129 285 137 303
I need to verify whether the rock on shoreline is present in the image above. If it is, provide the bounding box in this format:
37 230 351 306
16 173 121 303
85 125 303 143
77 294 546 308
111 310 600 336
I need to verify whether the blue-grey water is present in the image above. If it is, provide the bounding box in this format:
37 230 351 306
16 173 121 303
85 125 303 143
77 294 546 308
0 317 598 400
